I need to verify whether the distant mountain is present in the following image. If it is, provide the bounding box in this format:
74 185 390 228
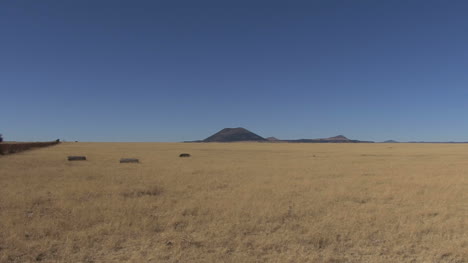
203 128 267 142
325 135 350 142
383 140 399 143
285 135 373 143
190 129 374 143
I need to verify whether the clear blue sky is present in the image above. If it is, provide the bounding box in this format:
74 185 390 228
2 1 468 142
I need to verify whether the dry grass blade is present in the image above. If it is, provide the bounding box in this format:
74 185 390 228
0 142 466 262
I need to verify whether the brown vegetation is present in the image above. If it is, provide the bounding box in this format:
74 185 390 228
0 142 467 262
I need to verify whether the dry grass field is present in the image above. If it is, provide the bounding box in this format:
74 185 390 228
0 142 467 262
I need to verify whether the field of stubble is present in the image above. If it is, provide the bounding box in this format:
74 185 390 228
0 142 467 262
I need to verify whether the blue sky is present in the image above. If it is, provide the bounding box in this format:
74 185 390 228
2 1 468 142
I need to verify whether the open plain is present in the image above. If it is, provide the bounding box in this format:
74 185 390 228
0 142 467 262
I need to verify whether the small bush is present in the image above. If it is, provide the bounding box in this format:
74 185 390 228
0 141 60 155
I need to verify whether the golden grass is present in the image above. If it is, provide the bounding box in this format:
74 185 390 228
0 142 467 262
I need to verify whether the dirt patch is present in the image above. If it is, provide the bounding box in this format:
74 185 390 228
121 186 163 198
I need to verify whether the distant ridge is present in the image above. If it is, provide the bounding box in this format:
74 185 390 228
383 140 399 143
203 128 267 142
285 135 373 143
325 135 350 141
189 129 374 143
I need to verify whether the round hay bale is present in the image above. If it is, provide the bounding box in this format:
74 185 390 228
179 153 191 157
120 158 139 163
68 156 86 161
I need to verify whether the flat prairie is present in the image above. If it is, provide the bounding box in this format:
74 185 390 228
0 143 467 262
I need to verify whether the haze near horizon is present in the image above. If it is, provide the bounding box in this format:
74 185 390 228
2 1 468 142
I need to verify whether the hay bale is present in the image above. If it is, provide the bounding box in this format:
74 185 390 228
68 156 86 161
120 158 139 163
179 153 191 157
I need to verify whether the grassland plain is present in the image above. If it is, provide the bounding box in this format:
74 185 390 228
0 142 467 262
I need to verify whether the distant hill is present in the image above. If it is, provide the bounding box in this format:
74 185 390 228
191 129 374 143
324 135 350 142
383 140 399 143
285 135 373 143
203 128 267 142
